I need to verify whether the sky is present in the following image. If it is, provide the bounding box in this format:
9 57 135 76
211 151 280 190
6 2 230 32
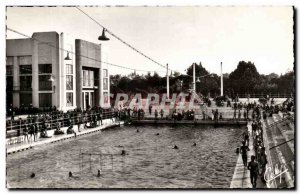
6 6 294 76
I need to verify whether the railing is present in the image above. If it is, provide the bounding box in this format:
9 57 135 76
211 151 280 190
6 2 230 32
6 110 118 138
235 93 293 99
265 115 293 129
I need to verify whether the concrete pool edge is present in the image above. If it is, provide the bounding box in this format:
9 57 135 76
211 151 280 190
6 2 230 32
6 120 125 155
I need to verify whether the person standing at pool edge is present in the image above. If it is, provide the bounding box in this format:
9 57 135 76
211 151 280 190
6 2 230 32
247 155 259 188
240 141 248 167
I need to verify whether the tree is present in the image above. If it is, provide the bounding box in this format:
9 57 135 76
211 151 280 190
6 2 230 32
228 61 261 95
186 62 209 77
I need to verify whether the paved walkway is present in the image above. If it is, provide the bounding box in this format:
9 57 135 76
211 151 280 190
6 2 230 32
230 122 266 189
6 119 124 155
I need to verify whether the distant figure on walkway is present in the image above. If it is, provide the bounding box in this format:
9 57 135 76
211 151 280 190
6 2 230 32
240 141 248 167
29 124 34 142
233 109 236 120
23 124 29 142
238 110 241 120
202 110 206 120
99 110 103 125
33 124 38 142
54 122 64 135
211 110 214 121
227 100 231 107
149 105 152 115
259 147 268 182
271 98 274 105
77 117 82 132
155 109 158 120
247 155 259 188
160 109 164 119
244 130 250 146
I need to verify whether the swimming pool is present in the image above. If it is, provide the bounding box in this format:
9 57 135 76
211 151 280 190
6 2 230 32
7 124 244 188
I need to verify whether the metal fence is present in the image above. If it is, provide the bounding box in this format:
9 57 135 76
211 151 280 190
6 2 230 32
6 110 118 138
234 93 293 99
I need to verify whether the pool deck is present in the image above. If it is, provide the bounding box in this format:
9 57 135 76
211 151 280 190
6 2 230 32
132 119 247 125
6 119 124 155
230 122 265 189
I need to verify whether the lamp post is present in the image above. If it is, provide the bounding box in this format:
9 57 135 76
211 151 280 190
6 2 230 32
167 63 169 99
220 62 223 96
98 28 110 107
193 63 196 93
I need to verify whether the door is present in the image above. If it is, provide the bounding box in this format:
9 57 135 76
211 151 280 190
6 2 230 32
85 92 89 109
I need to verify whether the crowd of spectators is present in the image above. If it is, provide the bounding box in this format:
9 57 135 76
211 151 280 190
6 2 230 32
6 106 120 140
171 109 195 120
239 102 268 188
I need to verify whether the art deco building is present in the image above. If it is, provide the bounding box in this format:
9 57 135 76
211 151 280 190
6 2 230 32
6 31 110 111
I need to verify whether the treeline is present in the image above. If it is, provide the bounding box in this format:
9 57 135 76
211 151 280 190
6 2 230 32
110 61 294 98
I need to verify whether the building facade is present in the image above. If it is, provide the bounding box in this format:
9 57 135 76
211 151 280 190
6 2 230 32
75 39 110 109
6 31 110 111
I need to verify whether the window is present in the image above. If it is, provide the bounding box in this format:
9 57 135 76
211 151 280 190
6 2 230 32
20 76 32 91
6 66 13 91
66 64 73 74
87 71 90 86
39 64 52 91
103 69 108 77
103 92 109 104
20 64 32 91
39 75 52 91
39 64 52 74
18 56 32 65
6 92 13 108
89 71 94 87
6 56 13 66
6 76 13 90
103 78 108 90
82 69 95 87
20 93 32 106
6 66 13 75
66 75 73 90
66 92 73 107
83 70 87 86
39 93 52 107
20 65 32 74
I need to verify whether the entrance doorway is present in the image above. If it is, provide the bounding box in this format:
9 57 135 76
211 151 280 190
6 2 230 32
82 91 94 110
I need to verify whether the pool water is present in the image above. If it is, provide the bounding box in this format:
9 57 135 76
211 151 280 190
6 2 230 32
7 124 244 188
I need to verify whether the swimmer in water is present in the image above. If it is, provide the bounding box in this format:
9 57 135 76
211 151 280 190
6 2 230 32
121 150 126 156
136 129 139 133
156 133 160 136
97 169 101 177
173 145 178 149
192 142 196 146
69 171 73 177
